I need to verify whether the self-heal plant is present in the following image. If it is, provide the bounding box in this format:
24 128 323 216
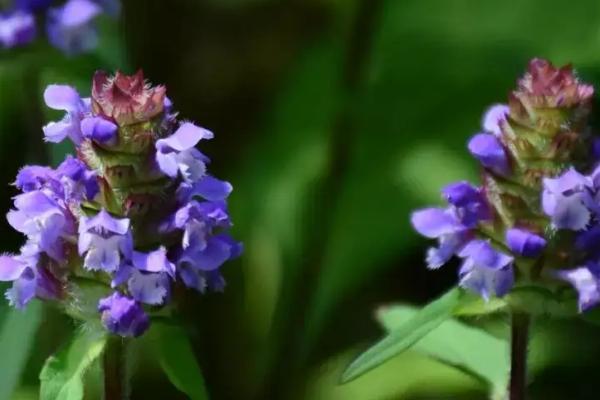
0 70 240 398
342 59 600 400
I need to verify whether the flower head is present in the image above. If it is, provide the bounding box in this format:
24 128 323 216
411 59 600 307
0 70 241 337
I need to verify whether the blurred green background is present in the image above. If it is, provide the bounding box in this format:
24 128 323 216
3 0 600 399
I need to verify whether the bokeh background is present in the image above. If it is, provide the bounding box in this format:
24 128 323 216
3 0 600 399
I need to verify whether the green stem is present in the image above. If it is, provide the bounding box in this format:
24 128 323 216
509 312 530 400
103 337 130 400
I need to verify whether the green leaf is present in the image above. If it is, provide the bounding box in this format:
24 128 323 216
0 302 43 400
453 293 508 316
39 328 107 400
377 305 509 395
507 286 577 317
306 347 482 400
341 288 462 383
150 322 209 400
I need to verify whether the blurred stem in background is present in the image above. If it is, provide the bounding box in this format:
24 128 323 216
265 0 383 397
509 313 530 400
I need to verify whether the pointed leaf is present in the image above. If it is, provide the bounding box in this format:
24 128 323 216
39 329 107 400
307 348 482 400
377 305 509 395
453 294 507 316
150 322 209 400
0 302 43 400
341 288 462 383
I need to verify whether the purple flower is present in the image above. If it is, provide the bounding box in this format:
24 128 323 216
166 196 239 293
412 208 464 239
179 268 226 293
557 263 600 312
482 104 509 136
542 168 592 230
457 240 514 300
411 208 468 269
177 234 241 292
1 72 242 338
0 11 36 48
111 248 175 305
15 165 57 193
81 116 118 145
14 158 97 203
98 292 149 337
7 190 72 261
506 228 546 258
46 0 102 55
131 247 175 276
411 181 491 270
176 176 233 203
441 181 490 227
112 257 172 306
0 251 37 308
468 133 511 176
78 209 132 272
0 243 60 308
56 156 99 201
42 85 90 145
173 200 231 249
155 122 213 182
128 270 171 305
178 234 241 272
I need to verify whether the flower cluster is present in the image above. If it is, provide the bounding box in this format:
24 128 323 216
0 0 119 55
411 59 600 311
411 181 516 300
543 167 600 311
0 70 241 337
